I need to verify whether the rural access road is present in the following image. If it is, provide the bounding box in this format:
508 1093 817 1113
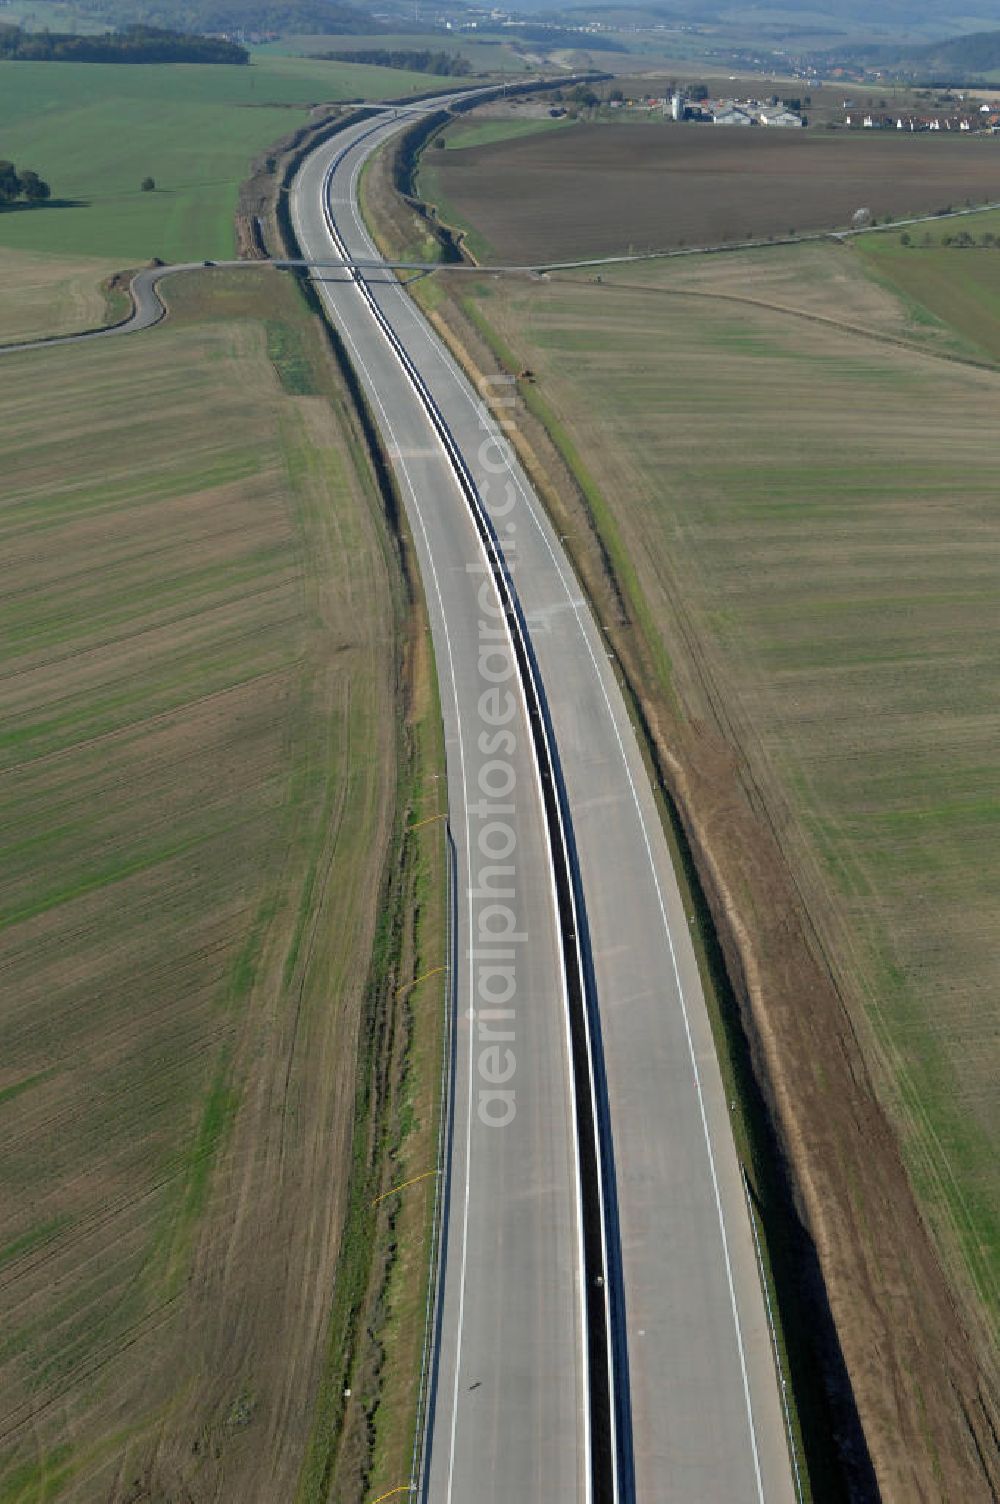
6 192 997 358
291 103 798 1503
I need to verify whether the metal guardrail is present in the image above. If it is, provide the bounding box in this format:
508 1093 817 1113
408 817 457 1501
740 1166 806 1504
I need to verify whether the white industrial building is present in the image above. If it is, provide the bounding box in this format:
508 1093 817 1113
759 108 803 127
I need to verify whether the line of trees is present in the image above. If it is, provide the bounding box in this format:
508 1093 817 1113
0 161 51 206
0 24 247 64
505 24 621 53
901 227 1000 248
319 48 473 77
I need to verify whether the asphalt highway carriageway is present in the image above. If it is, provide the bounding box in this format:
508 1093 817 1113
292 103 798 1504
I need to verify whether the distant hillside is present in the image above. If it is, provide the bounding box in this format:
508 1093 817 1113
727 0 998 20
816 28 1000 80
73 0 383 36
644 0 997 19
319 46 472 74
560 0 1000 34
884 30 1000 77
0 21 248 61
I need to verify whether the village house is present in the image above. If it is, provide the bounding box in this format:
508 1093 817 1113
850 107 994 134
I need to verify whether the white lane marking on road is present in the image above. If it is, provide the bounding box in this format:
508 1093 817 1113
343 159 769 1500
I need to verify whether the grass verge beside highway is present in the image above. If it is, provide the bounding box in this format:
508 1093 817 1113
438 114 575 152
0 262 447 1503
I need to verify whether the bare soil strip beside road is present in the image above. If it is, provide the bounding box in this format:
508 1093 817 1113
362 131 1000 1501
0 264 446 1503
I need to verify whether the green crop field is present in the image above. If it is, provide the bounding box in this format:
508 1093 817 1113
438 114 575 152
0 54 453 261
860 223 1000 362
0 265 414 1501
455 242 1000 1346
257 30 529 73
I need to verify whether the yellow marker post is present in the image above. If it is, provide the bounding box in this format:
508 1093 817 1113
408 810 446 832
371 1168 438 1208
395 964 445 998
368 1487 414 1503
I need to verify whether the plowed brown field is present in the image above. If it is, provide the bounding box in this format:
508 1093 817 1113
420 124 1000 261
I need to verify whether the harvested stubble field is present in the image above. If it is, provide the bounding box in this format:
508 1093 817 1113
0 266 436 1502
0 248 125 343
429 242 1000 1494
419 123 1000 262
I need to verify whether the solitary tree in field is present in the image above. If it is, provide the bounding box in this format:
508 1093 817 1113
141 176 155 192
0 160 19 201
19 170 50 202
0 160 51 205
